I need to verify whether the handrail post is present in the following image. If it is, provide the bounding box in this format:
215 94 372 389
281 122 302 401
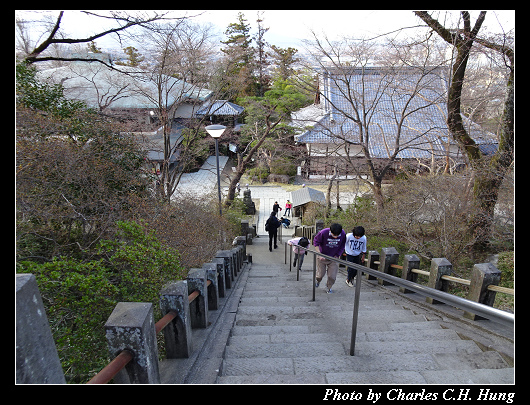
160 280 192 358
378 247 399 286
349 272 363 355
400 254 420 294
365 250 379 280
296 250 301 282
426 258 452 305
312 253 317 301
104 302 160 384
16 274 66 384
187 268 209 328
464 263 502 321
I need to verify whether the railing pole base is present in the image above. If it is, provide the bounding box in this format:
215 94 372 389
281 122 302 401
349 274 363 355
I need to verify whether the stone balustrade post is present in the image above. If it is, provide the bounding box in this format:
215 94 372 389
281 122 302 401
315 219 325 234
160 280 192 358
426 258 452 305
241 220 249 239
187 268 208 328
16 274 66 384
365 250 379 280
378 247 399 286
104 302 160 383
235 235 247 261
210 258 226 297
203 264 219 310
215 250 233 289
400 254 421 294
464 263 502 321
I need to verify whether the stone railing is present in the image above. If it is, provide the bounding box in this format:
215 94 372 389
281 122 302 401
362 247 513 320
16 229 250 384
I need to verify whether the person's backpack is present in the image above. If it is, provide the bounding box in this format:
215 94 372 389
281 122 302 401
265 218 270 232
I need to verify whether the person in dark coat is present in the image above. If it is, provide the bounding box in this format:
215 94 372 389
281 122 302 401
265 211 281 252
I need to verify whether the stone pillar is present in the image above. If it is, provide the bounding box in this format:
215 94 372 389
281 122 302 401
160 280 192 358
235 235 247 260
400 254 421 294
187 268 208 328
215 250 232 289
464 263 502 321
378 247 399 286
16 274 66 384
365 250 379 280
210 258 226 297
426 258 452 305
203 264 219 310
241 220 249 238
315 219 325 234
104 302 160 384
229 248 239 280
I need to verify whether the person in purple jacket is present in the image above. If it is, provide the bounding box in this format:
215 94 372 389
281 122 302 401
313 223 347 293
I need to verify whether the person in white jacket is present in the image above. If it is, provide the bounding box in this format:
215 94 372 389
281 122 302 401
287 236 309 269
344 226 367 287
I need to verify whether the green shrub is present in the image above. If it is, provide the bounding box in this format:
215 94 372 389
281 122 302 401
98 220 187 306
17 258 118 382
17 220 186 383
497 251 514 289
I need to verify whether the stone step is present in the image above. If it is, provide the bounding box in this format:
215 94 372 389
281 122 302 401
228 328 458 345
228 332 338 345
234 310 427 327
239 294 392 306
220 353 440 376
224 341 347 359
223 338 482 360
420 367 514 384
217 374 327 384
325 365 515 384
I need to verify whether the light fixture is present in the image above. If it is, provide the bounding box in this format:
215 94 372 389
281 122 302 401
205 124 226 139
205 124 227 216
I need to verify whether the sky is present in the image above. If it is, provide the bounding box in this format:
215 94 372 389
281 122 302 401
16 10 515 53
191 10 515 47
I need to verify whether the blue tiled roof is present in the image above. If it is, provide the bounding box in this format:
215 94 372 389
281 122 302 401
295 67 497 159
195 100 244 116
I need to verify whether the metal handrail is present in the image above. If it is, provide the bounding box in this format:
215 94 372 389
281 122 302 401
290 244 514 356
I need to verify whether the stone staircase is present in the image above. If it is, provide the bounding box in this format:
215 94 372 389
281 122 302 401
216 237 514 384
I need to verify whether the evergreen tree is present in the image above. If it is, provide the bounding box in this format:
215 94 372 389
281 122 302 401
116 46 145 67
270 45 300 81
220 12 255 98
254 12 270 97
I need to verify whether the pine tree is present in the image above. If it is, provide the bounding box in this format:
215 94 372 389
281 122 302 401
115 46 144 67
254 12 270 97
270 45 299 81
220 12 256 97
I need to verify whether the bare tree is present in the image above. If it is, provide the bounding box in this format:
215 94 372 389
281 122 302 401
414 11 514 248
300 33 449 215
17 11 186 67
137 20 221 201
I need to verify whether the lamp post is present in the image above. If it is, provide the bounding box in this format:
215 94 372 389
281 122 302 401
205 124 226 216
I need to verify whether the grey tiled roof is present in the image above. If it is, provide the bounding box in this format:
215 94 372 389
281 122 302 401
291 187 326 208
295 67 497 159
195 100 244 116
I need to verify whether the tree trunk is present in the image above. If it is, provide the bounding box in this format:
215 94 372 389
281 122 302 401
415 11 514 247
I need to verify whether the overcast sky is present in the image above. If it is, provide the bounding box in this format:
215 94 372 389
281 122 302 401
16 10 515 52
191 10 515 47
